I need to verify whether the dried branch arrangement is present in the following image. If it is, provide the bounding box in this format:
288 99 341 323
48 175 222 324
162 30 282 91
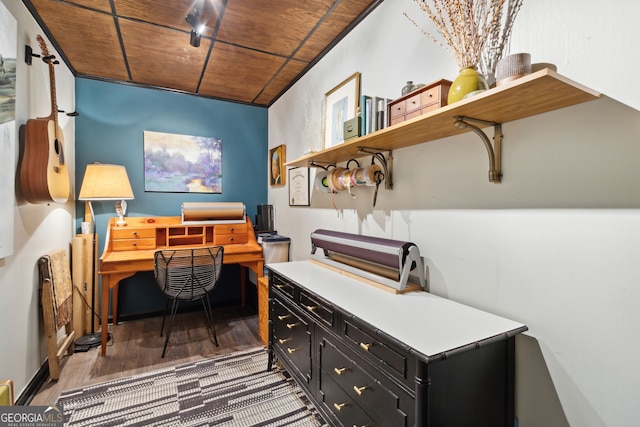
404 0 508 69
478 0 524 79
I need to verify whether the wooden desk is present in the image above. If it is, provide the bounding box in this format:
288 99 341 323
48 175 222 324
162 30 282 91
99 216 264 356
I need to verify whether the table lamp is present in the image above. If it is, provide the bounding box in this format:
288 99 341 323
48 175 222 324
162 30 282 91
76 163 134 348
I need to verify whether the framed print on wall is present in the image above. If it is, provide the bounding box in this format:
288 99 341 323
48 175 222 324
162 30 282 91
323 71 360 149
288 167 310 206
144 130 222 193
0 1 17 258
270 144 286 186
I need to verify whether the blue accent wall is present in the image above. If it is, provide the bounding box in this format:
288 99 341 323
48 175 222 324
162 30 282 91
75 78 268 316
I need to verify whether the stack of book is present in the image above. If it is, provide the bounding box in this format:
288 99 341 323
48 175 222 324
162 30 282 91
359 95 392 137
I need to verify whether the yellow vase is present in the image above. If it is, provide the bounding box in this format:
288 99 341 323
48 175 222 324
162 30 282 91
448 67 489 104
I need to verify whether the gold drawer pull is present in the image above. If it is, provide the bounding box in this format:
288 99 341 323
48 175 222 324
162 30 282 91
132 231 137 235
229 237 234 241
131 242 137 246
305 305 317 311
359 342 371 351
333 367 347 375
229 227 235 232
353 424 370 427
277 315 290 320
275 284 284 289
333 402 348 412
278 338 291 344
286 322 299 329
287 347 297 354
353 385 367 396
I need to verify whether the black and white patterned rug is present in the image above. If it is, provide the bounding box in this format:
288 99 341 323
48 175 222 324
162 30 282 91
55 347 326 426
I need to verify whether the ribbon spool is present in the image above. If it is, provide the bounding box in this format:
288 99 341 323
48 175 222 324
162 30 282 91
314 170 331 193
350 167 368 187
364 164 383 186
327 167 345 193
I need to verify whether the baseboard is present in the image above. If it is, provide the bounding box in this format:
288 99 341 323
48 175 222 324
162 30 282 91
16 360 49 405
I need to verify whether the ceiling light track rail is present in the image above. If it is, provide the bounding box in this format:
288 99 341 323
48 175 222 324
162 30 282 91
453 115 503 183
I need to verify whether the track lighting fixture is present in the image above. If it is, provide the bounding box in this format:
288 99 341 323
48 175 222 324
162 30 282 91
186 2 205 47
189 29 201 47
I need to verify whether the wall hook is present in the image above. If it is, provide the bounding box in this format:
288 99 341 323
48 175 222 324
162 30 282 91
24 45 39 65
58 109 79 117
309 160 335 170
453 116 503 183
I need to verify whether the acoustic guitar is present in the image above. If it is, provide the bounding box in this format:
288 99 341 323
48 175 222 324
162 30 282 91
20 35 70 204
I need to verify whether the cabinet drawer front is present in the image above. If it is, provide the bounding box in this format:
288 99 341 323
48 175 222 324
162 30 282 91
272 299 312 382
405 93 421 113
273 300 309 341
320 338 410 427
420 85 441 106
299 292 334 327
214 223 248 235
389 101 405 118
344 320 407 379
389 115 405 126
112 228 155 239
213 234 248 245
319 370 378 427
405 109 422 121
272 275 295 300
112 238 156 251
421 102 441 115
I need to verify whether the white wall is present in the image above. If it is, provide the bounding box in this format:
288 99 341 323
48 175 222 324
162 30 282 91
0 0 75 399
269 1 640 426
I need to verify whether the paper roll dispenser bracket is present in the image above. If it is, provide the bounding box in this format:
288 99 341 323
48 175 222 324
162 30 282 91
310 229 427 291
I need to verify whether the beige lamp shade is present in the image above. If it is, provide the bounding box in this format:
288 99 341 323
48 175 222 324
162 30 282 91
78 163 134 201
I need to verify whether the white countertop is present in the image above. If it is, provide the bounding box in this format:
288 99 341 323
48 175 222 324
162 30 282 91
267 260 526 359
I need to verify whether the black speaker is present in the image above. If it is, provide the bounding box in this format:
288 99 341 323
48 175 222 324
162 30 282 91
256 204 274 232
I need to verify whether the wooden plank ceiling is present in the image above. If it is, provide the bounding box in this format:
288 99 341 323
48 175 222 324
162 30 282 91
25 0 381 106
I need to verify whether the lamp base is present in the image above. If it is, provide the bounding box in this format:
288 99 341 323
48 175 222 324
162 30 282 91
116 215 127 227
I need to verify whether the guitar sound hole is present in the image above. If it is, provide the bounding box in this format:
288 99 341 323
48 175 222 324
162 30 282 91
54 139 61 156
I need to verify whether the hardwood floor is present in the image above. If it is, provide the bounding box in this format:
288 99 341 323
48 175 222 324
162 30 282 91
30 305 263 406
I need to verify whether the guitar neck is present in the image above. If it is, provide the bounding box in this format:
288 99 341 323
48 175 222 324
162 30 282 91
47 60 58 127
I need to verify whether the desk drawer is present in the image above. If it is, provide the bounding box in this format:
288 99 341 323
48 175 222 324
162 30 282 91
214 223 248 235
213 234 248 245
112 238 156 251
112 228 155 239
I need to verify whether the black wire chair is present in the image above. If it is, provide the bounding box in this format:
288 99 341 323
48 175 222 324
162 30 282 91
154 246 224 357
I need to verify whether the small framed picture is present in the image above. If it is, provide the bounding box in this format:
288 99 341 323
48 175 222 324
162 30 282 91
270 144 286 186
323 72 360 149
288 167 310 206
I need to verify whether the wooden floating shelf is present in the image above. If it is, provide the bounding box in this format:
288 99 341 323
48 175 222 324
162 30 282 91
286 68 601 168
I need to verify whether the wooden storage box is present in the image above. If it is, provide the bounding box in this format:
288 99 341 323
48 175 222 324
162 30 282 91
388 79 451 126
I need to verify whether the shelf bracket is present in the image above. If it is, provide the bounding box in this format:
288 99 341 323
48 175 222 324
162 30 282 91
454 116 503 183
357 147 393 190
